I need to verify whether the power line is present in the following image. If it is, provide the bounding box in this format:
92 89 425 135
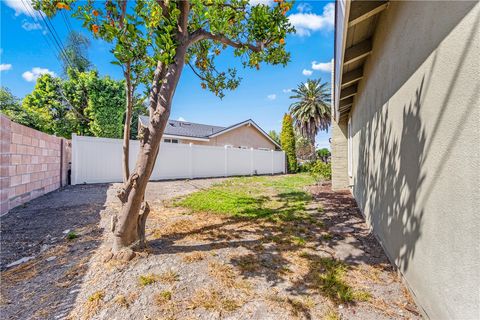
38 11 74 68
21 0 72 67
61 11 75 35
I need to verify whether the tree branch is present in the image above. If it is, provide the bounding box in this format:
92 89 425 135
156 0 170 18
119 0 127 28
187 61 207 81
178 0 190 37
188 29 263 52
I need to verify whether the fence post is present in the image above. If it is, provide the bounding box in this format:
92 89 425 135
282 151 286 173
250 148 254 175
224 145 228 177
271 150 274 175
71 133 77 185
189 143 193 179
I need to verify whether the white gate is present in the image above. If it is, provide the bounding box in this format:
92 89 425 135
71 134 286 184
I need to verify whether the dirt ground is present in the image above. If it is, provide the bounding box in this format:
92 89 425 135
0 177 420 320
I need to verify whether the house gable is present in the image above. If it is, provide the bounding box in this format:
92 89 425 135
210 123 277 150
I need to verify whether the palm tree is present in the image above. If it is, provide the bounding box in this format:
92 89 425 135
289 79 331 159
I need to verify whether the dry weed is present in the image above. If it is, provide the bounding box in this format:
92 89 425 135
83 290 104 319
158 270 180 284
189 287 241 312
182 251 206 263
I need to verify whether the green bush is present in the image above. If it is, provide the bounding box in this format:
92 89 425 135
280 114 297 173
309 161 332 182
297 161 314 173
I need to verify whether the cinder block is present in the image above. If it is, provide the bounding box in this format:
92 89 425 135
11 133 22 144
10 175 21 187
17 145 27 154
21 174 30 184
15 184 26 195
21 155 31 164
8 165 16 176
22 136 32 146
16 164 28 175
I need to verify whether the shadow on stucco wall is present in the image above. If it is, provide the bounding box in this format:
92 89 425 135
353 78 427 273
351 4 479 275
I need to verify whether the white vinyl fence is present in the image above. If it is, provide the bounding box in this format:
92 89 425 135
71 134 286 184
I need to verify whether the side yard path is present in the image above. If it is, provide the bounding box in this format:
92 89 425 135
0 174 420 320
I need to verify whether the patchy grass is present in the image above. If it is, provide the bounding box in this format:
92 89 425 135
138 274 159 287
84 291 104 319
114 295 129 308
291 236 307 246
158 270 180 284
208 261 252 292
155 290 172 305
323 308 341 320
267 294 315 319
189 287 241 312
307 256 371 304
66 231 78 240
182 251 206 263
174 174 315 221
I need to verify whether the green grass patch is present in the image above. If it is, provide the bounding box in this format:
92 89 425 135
138 274 158 287
175 174 316 221
67 231 78 240
313 258 371 304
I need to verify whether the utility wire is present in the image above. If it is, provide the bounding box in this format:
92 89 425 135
39 11 74 68
19 0 90 121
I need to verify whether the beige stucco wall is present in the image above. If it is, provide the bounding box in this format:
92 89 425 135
347 2 479 319
178 124 277 150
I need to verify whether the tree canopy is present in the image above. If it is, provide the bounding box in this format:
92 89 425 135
281 113 297 172
289 78 331 159
36 0 294 98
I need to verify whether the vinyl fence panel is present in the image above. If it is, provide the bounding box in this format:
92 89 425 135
71 134 285 184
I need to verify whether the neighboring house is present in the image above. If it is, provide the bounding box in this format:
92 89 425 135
138 117 280 151
331 1 479 319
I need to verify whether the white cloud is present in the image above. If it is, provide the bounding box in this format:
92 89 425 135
22 21 42 31
4 0 40 18
177 117 186 122
282 88 293 93
0 64 12 72
249 0 273 5
311 61 332 72
297 3 312 13
302 69 313 76
267 94 277 101
22 67 56 82
288 3 335 37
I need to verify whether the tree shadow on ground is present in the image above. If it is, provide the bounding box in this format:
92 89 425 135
146 181 410 319
0 184 110 320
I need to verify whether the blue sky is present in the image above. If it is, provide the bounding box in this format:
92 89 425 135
0 0 334 149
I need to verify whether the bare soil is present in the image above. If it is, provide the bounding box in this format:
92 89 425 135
0 177 420 320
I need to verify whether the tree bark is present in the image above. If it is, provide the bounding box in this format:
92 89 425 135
122 62 133 183
112 44 188 253
309 132 316 161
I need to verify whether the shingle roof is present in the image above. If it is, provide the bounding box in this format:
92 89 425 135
138 117 281 149
139 116 225 138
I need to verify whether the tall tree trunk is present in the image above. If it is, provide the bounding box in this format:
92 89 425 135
112 47 187 253
122 62 133 183
309 131 316 160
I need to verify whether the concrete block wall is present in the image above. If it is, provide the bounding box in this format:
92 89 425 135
0 115 71 215
331 117 349 190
